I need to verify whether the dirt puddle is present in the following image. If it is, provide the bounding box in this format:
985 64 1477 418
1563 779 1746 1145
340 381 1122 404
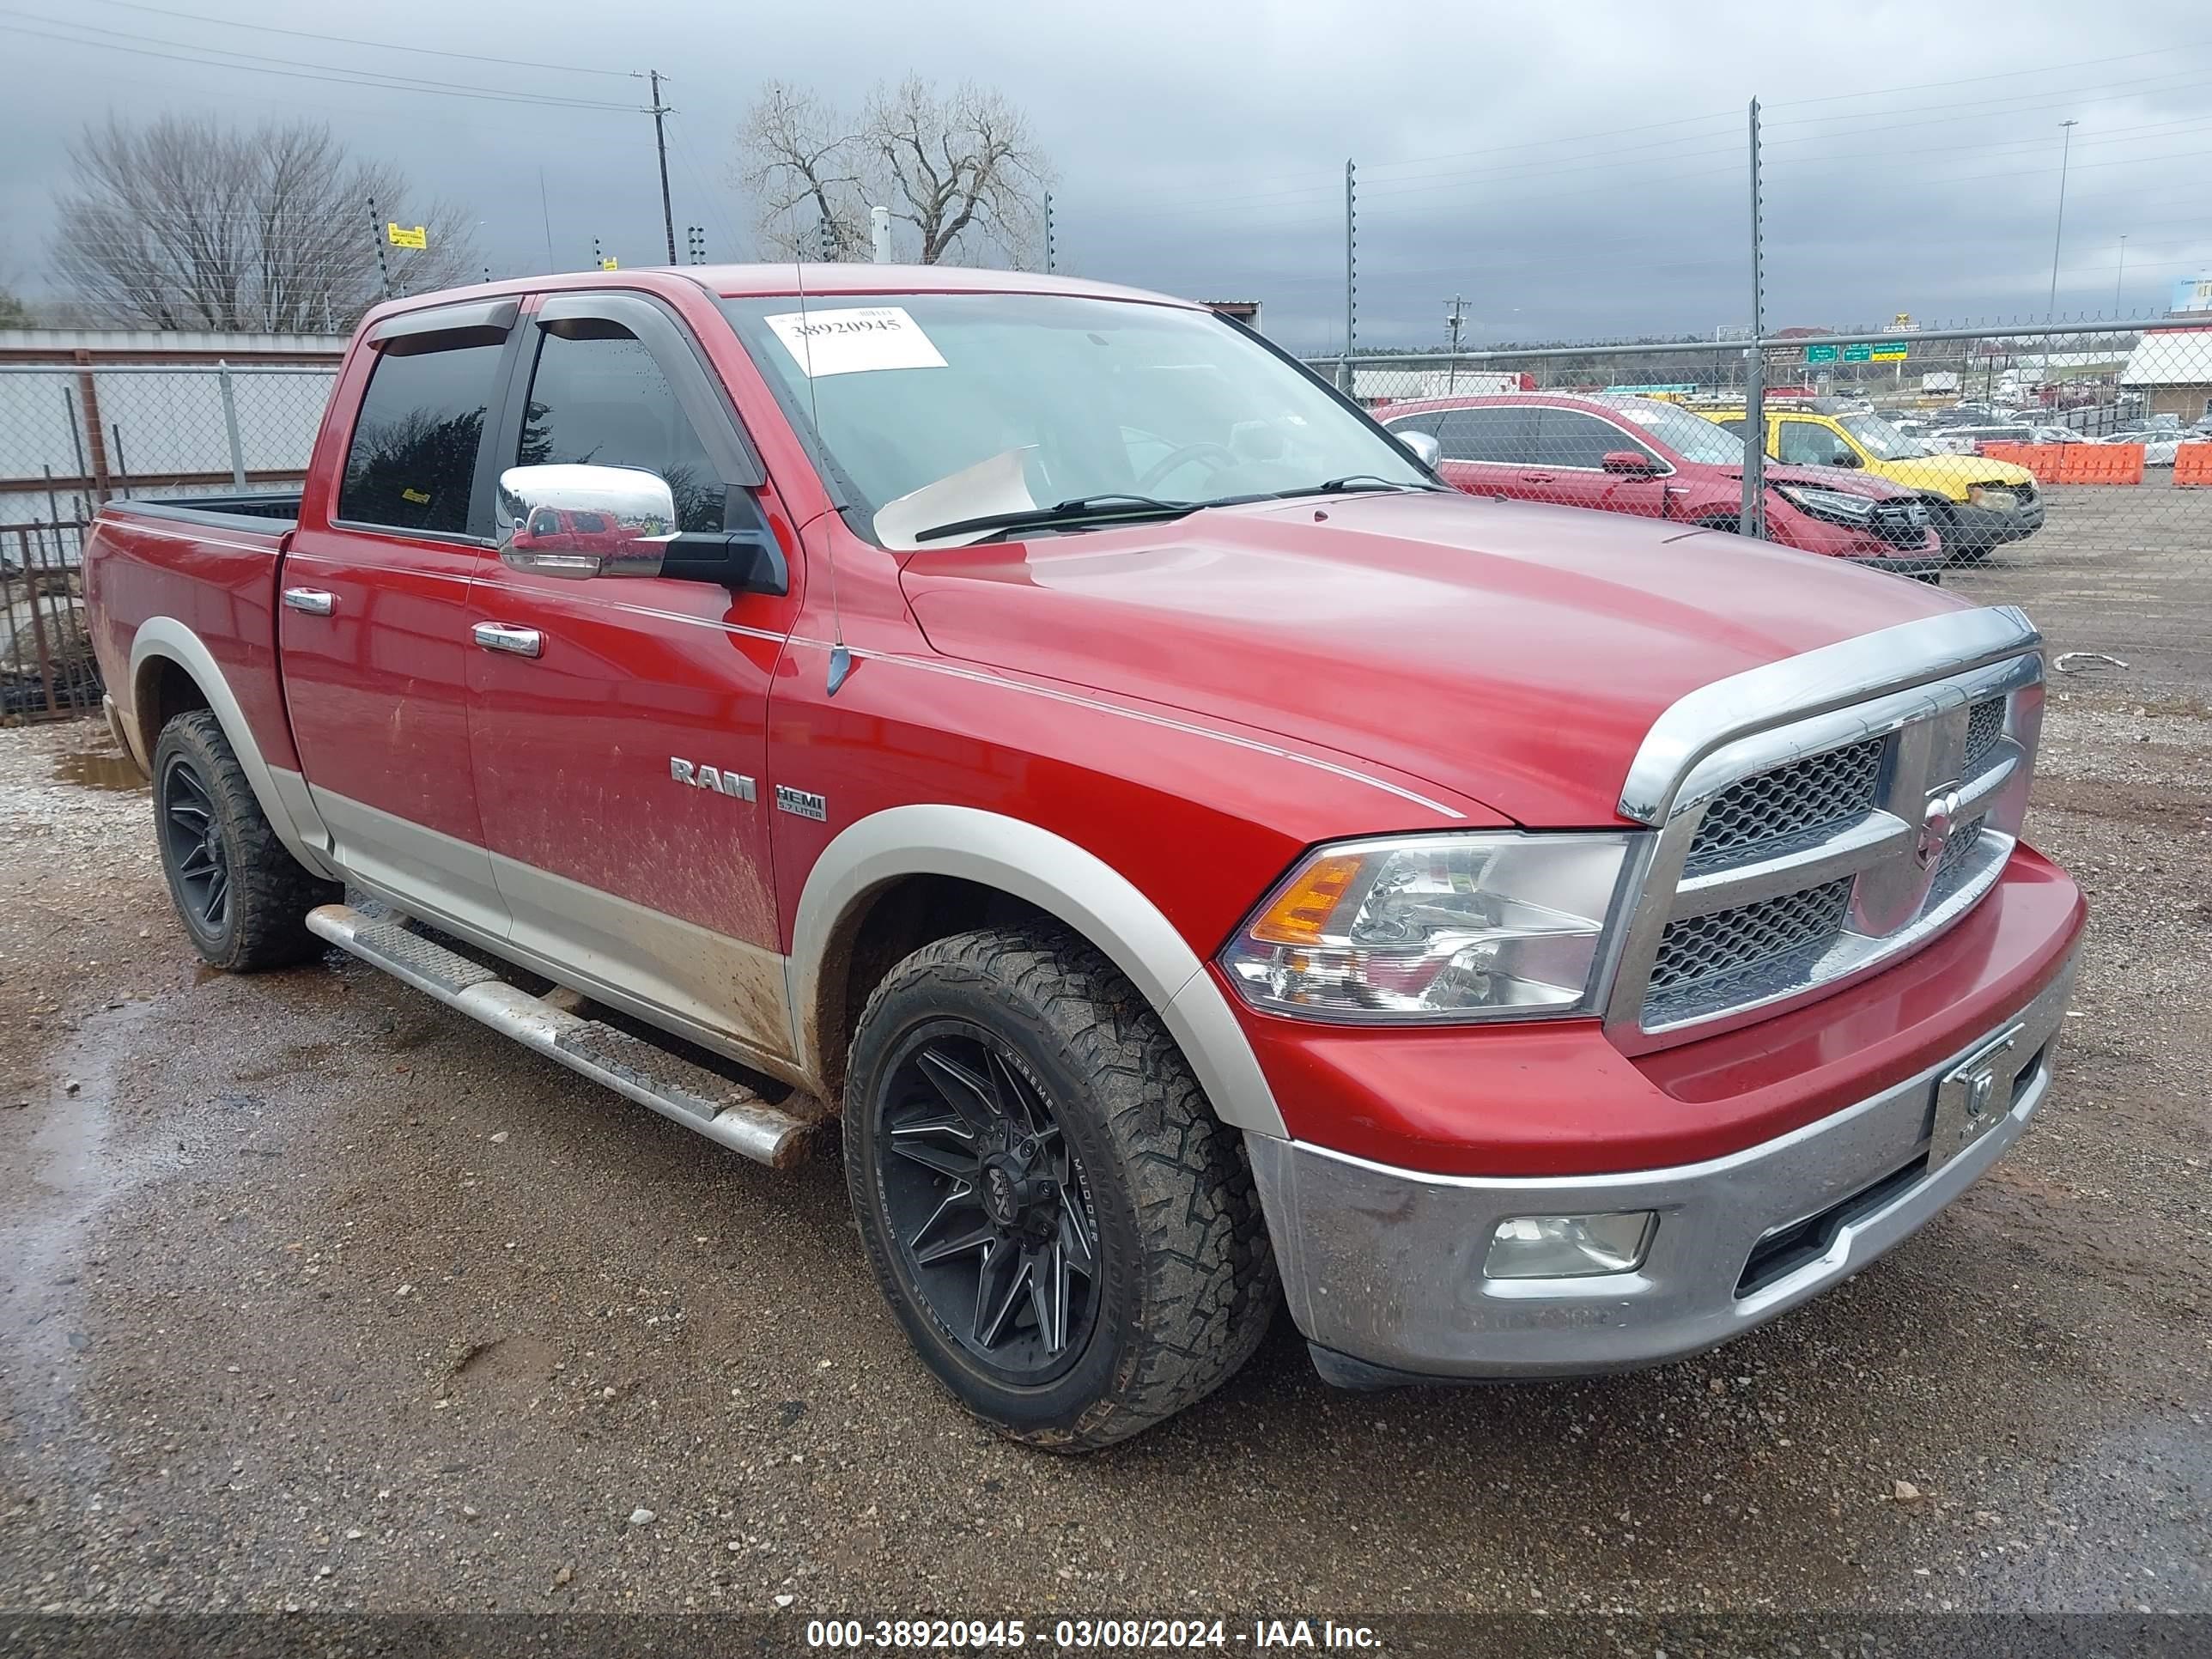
52 748 145 793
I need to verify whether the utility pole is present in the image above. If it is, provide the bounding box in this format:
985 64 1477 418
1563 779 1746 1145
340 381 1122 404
368 196 392 299
648 70 677 265
1741 100 1766 542
1341 160 1357 394
2116 233 2128 313
1043 191 1055 273
2048 118 2078 320
1444 294 1468 392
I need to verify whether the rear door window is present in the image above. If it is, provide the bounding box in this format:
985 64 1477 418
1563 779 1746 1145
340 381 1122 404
337 337 506 535
1436 405 1539 464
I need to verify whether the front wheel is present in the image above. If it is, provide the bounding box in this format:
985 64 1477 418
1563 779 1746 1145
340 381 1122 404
1930 502 1991 565
843 925 1279 1450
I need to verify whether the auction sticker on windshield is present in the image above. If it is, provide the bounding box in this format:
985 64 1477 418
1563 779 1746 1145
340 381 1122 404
764 307 947 376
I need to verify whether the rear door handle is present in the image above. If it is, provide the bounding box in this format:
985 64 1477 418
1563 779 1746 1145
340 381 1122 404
282 587 334 616
1521 472 1556 483
471 622 543 659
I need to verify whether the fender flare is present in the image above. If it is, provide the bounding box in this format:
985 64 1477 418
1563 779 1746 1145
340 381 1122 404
787 804 1286 1138
129 617 340 880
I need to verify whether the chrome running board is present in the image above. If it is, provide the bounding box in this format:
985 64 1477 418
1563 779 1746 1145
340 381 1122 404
306 902 816 1169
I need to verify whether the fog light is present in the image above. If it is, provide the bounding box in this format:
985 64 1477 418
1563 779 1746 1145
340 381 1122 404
1485 1212 1656 1279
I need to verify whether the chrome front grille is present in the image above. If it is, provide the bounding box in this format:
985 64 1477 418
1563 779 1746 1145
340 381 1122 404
1609 627 2045 1047
1649 878 1852 1002
1963 696 2005 769
1683 737 1883 872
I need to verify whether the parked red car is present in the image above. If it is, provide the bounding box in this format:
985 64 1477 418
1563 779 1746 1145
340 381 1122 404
1380 393 1945 578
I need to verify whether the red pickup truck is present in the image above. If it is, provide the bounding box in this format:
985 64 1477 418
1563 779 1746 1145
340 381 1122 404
84 266 2083 1450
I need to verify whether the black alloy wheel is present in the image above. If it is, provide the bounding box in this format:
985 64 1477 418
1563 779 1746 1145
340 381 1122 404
149 709 337 970
842 925 1279 1449
158 749 233 936
874 1019 1100 1384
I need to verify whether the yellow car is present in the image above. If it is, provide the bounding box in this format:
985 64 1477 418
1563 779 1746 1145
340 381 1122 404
1699 403 2043 562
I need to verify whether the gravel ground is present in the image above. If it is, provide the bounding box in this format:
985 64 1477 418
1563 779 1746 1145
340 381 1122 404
1 540 2208 1637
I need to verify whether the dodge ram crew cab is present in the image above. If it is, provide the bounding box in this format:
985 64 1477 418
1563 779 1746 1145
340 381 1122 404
84 266 2084 1450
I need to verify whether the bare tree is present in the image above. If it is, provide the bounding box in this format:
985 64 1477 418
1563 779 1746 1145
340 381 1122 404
864 79 1051 267
733 82 871 262
52 115 480 333
732 78 1053 266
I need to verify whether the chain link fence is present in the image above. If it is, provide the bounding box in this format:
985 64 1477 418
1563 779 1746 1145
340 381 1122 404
0 360 337 720
1314 319 2212 689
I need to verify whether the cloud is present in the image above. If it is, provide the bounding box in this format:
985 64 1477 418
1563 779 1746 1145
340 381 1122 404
4 0 2207 347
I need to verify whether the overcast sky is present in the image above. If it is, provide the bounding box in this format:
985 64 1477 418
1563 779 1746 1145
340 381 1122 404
3 0 2209 351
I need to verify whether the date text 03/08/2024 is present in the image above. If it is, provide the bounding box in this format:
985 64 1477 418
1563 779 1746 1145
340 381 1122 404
803 1618 1383 1649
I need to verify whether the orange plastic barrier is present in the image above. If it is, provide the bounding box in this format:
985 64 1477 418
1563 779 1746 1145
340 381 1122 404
2175 443 2212 487
1981 442 2063 479
2056 443 2143 485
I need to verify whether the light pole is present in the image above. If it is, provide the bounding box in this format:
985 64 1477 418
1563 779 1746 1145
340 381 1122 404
2116 234 2128 314
2047 119 2078 319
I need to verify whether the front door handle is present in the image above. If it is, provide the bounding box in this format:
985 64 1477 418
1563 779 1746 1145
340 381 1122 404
281 587 335 616
471 622 543 659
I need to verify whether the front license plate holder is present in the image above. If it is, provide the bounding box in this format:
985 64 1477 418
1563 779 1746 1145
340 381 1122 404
1927 1022 2027 1171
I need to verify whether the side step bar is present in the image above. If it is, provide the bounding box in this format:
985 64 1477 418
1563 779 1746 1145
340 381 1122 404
306 902 815 1169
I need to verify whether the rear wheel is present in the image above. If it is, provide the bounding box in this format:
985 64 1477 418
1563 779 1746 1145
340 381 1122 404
153 710 337 971
843 924 1279 1450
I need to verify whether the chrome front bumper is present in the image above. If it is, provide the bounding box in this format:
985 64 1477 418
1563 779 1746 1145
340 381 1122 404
1249 952 2076 1385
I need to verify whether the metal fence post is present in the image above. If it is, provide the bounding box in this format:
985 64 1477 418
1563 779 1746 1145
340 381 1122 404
1741 97 1767 541
1341 159 1357 394
216 359 248 488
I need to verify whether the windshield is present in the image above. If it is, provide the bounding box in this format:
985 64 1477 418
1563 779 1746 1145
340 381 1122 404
1599 397 1745 465
718 292 1427 542
1837 412 1932 460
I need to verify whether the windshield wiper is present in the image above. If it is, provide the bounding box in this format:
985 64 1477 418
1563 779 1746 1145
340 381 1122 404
1271 475 1444 500
910 493 1204 544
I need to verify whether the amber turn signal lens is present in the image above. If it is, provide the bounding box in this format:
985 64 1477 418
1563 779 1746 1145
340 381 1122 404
1248 853 1365 945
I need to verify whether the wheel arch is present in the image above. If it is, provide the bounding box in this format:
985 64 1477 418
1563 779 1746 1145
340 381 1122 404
789 805 1286 1139
128 617 339 879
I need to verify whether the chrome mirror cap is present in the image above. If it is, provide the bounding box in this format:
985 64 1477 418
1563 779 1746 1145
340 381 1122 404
495 464 678 579
1396 428 1443 471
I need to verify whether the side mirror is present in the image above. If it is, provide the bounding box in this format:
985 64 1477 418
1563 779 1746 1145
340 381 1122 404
1829 449 1863 468
499 464 677 578
1395 428 1443 470
1601 450 1661 476
497 463 787 595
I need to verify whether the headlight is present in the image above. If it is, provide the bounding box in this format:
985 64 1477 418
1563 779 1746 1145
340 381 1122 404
1219 832 1637 1023
1966 485 2019 511
1771 483 1875 525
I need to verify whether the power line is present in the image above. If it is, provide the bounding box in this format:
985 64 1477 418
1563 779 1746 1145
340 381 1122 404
71 0 635 78
0 15 647 111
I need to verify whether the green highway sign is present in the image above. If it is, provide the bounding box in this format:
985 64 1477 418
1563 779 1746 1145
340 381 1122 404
1842 343 1873 362
1869 342 1909 361
1803 343 1838 362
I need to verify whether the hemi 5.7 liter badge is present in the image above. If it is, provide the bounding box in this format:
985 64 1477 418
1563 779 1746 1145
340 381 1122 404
775 785 828 822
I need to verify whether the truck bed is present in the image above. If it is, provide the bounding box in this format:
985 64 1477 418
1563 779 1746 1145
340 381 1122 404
82 494 301 777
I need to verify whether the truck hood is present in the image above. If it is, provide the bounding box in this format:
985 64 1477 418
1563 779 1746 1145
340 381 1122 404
899 490 1962 828
1873 453 2037 493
